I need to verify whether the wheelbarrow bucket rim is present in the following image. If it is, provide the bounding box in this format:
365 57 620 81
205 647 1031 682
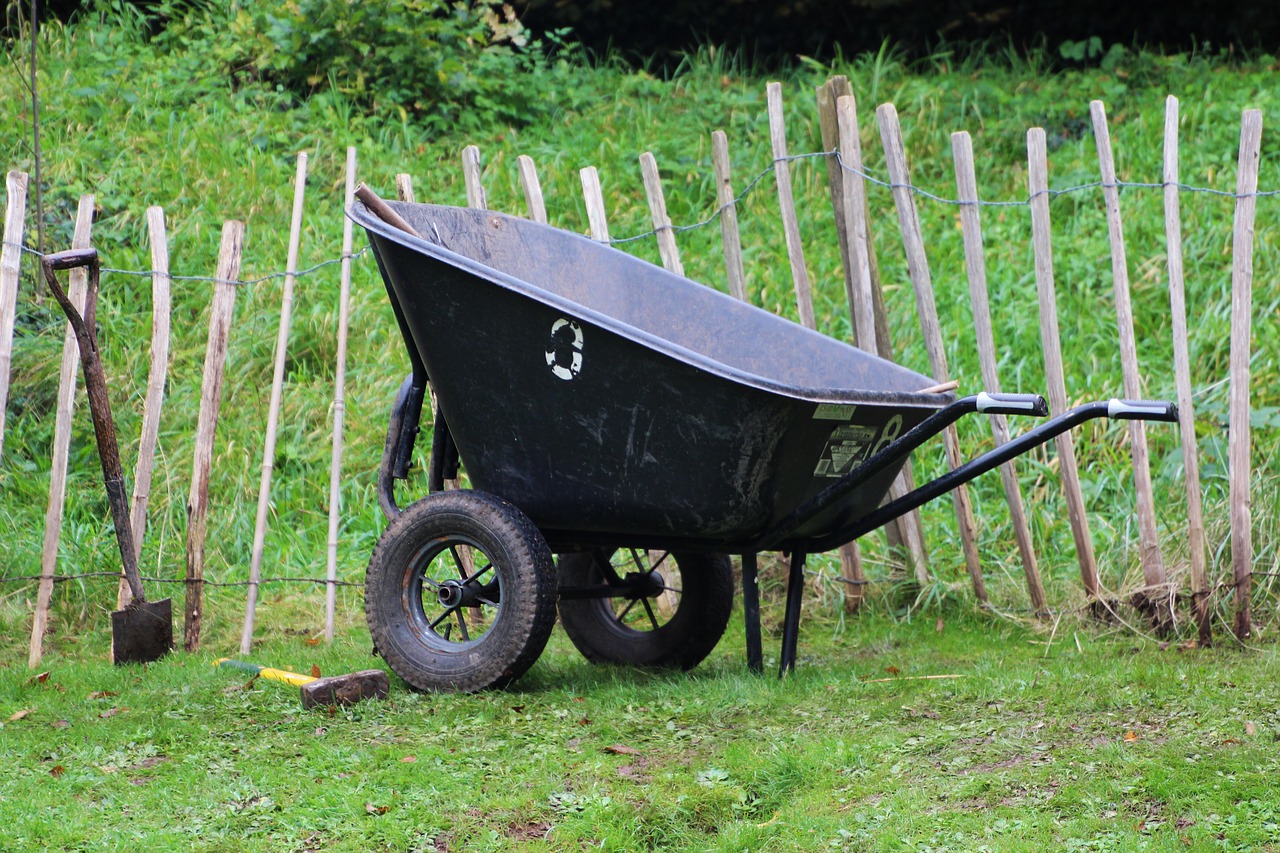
350 201 953 411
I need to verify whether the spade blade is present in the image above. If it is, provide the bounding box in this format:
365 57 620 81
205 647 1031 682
112 598 173 665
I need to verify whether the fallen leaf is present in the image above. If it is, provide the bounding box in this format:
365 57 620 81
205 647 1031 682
605 744 642 756
50 765 65 778
884 665 901 676
311 665 322 679
305 638 321 647
936 618 945 634
400 756 416 763
87 691 118 700
98 707 126 719
7 708 33 722
1245 721 1258 736
28 672 50 685
365 803 389 815
52 720 70 730
578 717 591 726
1123 730 1139 743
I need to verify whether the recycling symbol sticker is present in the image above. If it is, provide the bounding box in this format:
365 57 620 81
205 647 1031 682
546 318 584 380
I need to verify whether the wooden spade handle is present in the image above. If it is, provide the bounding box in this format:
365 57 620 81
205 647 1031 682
41 249 147 603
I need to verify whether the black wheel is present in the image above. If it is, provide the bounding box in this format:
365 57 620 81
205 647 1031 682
557 549 733 670
365 490 557 693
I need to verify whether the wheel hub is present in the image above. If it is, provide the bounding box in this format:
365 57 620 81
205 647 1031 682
622 570 665 600
437 577 498 609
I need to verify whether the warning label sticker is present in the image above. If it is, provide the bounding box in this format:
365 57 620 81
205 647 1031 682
813 423 878 478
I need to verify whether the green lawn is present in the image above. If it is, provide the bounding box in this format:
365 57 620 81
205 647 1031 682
3 599 1279 851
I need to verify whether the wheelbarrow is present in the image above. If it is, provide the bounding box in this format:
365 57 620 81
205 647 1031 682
350 197 1178 693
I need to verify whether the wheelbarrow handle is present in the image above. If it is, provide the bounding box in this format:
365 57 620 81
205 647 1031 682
975 392 1048 416
1108 399 1179 422
799 397 1179 552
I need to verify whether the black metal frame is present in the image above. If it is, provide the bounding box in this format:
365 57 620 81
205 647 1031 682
377 375 1178 676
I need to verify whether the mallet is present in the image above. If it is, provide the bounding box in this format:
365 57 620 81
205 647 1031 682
215 659 389 709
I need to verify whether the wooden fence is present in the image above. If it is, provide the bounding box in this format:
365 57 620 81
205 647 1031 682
1 77 1270 665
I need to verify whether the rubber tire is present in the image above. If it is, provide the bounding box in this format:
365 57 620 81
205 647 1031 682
365 490 557 693
557 550 733 670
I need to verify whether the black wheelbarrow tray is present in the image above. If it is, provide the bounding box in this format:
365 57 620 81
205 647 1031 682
350 199 1178 692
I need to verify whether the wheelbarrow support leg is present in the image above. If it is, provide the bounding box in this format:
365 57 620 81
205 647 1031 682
741 552 762 674
779 550 807 678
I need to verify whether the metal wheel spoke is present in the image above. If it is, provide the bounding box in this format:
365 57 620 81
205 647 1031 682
627 548 646 573
639 596 660 631
449 546 469 579
615 597 639 623
442 621 453 641
455 611 471 642
475 596 499 608
658 584 682 595
429 608 455 631
648 551 671 572
464 563 494 586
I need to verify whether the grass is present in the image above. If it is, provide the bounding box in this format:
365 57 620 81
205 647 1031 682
0 7 1279 848
3 601 1280 851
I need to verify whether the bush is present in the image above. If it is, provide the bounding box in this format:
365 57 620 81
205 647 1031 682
161 0 558 130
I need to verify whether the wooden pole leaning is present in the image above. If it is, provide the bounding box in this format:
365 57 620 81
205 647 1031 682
184 221 244 652
580 167 610 243
876 103 992 610
1089 101 1170 630
766 82 816 330
243 152 309 654
462 145 487 210
517 155 549 225
951 131 1041 609
710 131 748 302
1026 128 1102 606
1228 110 1262 640
325 146 359 643
639 152 684 277
29 195 93 668
1161 97 1211 645
0 170 29 463
813 79 867 609
832 91 930 588
119 207 173 611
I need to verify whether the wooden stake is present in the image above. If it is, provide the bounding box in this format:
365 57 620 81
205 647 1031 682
1162 97 1211 644
1090 101 1170 627
29 195 93 668
639 152 684 276
394 173 416 204
184 221 243 652
766 82 816 329
462 145 487 209
242 152 308 654
876 103 991 607
1027 128 1101 601
0 170 29 463
580 167 610 243
327 147 359 643
711 131 748 302
118 206 173 609
1228 110 1262 640
518 155 548 224
952 131 1042 609
832 92 929 585
814 80 868 608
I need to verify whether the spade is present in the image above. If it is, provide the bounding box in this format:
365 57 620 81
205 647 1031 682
41 248 172 665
